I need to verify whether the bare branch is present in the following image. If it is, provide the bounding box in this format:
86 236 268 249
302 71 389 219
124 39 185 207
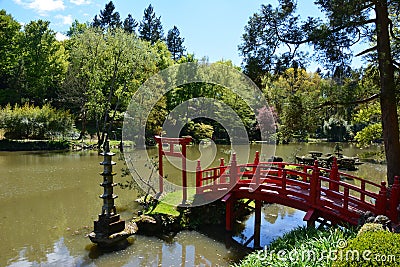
355 45 378 57
313 93 380 109
275 18 376 45
393 60 400 71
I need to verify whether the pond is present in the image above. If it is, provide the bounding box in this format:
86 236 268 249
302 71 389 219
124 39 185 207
0 143 385 266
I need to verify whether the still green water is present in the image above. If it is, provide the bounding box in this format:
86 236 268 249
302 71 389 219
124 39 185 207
0 143 385 266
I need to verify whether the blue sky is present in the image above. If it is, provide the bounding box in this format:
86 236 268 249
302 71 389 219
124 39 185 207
1 0 363 70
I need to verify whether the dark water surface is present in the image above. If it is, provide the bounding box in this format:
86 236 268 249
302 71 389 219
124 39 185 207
0 143 384 266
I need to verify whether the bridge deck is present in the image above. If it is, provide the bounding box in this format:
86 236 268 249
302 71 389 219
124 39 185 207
195 153 400 228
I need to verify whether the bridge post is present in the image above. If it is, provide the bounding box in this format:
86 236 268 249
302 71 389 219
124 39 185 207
282 169 287 194
220 158 226 184
302 165 308 183
278 162 283 177
156 137 164 193
196 160 202 195
225 196 234 231
181 139 188 204
230 153 238 186
329 157 339 191
389 176 400 223
309 160 319 205
254 199 262 249
376 181 387 215
253 151 260 173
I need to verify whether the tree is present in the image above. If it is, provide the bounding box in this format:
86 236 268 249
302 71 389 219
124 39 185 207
139 4 164 44
240 1 400 185
66 19 88 37
92 1 121 30
166 26 186 61
0 10 22 105
65 27 172 146
123 14 138 34
20 20 68 105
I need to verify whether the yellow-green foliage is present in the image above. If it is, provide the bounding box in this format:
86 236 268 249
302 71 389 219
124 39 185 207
357 223 384 236
333 230 400 267
0 103 74 139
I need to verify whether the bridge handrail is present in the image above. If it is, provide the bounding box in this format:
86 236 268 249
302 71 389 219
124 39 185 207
318 174 379 199
199 161 382 191
196 156 400 224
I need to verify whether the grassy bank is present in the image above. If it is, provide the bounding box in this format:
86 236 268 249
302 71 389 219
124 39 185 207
0 139 70 151
235 226 357 267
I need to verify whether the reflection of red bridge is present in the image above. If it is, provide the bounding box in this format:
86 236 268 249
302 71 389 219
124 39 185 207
155 137 400 247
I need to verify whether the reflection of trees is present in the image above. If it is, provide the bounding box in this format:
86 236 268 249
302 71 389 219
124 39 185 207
8 238 80 266
263 203 296 224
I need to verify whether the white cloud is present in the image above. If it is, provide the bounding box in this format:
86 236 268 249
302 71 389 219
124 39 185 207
70 0 90 5
55 14 73 25
13 0 65 14
55 32 69 41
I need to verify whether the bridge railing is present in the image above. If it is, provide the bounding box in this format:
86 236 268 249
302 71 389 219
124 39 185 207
195 153 400 224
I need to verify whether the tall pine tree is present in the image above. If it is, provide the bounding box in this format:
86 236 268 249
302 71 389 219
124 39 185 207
167 26 186 61
123 14 138 34
92 1 121 30
139 4 163 44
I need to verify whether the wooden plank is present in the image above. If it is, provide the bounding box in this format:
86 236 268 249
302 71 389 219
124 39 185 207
303 209 316 221
221 193 232 202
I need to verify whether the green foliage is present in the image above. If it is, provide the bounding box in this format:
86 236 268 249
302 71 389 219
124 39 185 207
0 12 68 106
0 10 22 105
353 103 382 147
64 27 172 143
139 4 164 44
20 20 68 105
0 139 70 151
236 226 356 267
184 121 214 143
92 1 121 30
167 26 186 61
333 230 400 267
323 117 352 142
0 103 74 139
354 123 382 147
357 223 384 236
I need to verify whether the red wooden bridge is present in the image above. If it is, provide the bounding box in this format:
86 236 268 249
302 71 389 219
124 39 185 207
155 137 400 244
196 151 400 231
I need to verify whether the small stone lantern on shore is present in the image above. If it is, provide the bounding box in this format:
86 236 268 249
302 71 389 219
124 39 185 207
89 138 136 247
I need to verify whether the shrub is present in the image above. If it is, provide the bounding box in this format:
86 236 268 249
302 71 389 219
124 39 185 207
357 223 384 236
235 226 356 267
333 230 400 267
0 103 74 139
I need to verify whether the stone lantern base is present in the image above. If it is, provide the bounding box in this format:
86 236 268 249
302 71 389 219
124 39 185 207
88 218 137 248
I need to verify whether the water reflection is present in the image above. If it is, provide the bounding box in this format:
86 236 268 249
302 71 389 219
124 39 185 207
233 204 306 248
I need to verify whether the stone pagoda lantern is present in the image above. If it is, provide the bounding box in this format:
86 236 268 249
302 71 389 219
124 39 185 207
89 138 136 248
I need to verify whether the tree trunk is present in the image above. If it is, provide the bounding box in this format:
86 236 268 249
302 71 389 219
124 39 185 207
375 1 400 185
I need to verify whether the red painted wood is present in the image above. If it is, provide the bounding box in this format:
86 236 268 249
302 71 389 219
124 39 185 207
192 151 399 227
154 136 192 201
329 157 339 191
196 160 202 194
390 176 400 223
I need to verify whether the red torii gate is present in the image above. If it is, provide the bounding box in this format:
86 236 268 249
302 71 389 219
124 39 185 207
154 135 192 204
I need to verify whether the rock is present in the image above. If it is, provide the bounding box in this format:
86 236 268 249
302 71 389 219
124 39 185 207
374 215 391 231
88 222 137 248
358 210 375 226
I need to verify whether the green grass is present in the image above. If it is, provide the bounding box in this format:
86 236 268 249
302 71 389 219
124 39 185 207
147 188 197 217
235 226 357 267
